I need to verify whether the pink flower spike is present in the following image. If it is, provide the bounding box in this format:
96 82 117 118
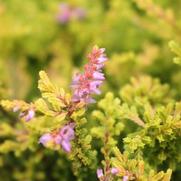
97 168 104 178
71 46 107 104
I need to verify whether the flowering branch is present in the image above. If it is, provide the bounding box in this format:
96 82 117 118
38 45 108 153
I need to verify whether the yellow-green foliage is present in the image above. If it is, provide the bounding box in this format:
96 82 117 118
91 92 124 141
0 0 181 180
120 75 171 106
123 101 181 169
169 41 181 65
112 147 172 181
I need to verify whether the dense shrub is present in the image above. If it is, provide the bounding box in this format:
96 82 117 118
0 0 180 180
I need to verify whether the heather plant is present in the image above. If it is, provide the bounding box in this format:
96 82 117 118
0 0 181 181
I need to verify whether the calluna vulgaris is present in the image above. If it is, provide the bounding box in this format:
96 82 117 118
1 43 180 181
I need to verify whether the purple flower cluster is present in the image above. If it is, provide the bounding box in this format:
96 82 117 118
39 123 75 153
71 46 108 104
57 3 86 24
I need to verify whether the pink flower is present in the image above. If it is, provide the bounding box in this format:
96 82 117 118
111 167 119 175
25 109 35 121
96 167 119 180
57 3 86 24
39 133 53 145
55 123 75 152
97 168 104 178
19 109 35 122
93 72 105 80
123 176 129 181
71 46 108 104
57 3 72 24
39 123 75 153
